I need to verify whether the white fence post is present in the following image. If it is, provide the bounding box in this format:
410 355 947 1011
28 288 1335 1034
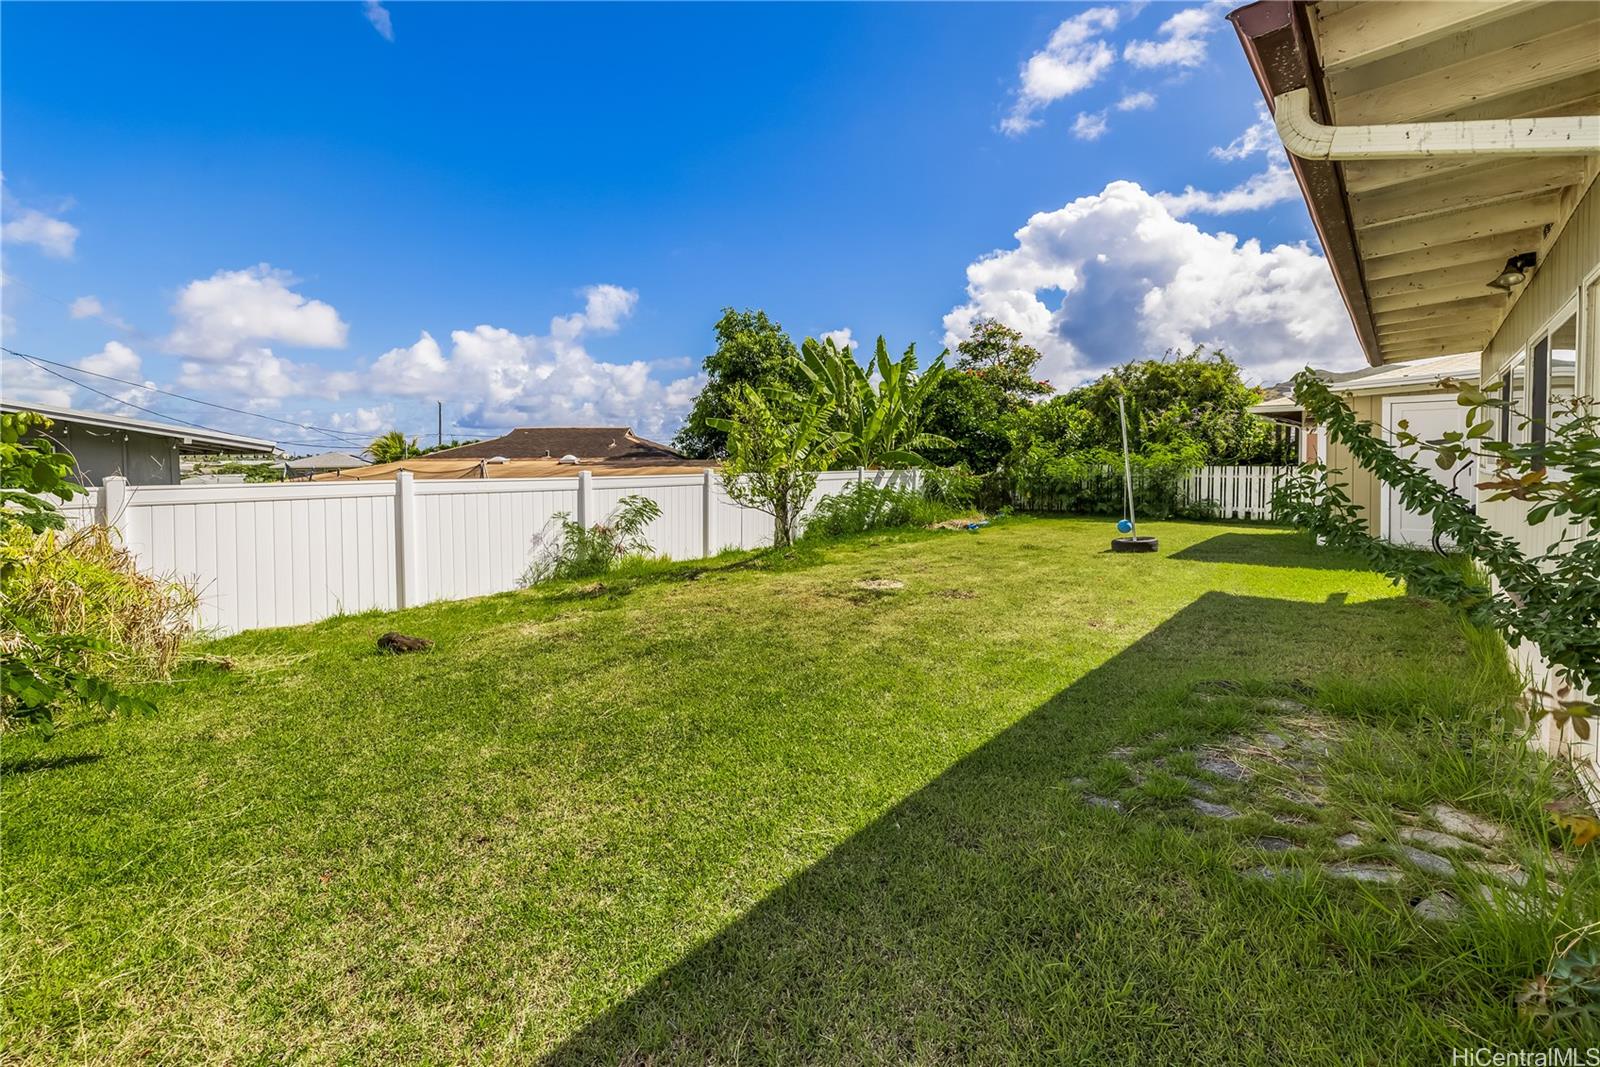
702 468 716 559
394 470 421 609
100 475 129 543
576 469 593 529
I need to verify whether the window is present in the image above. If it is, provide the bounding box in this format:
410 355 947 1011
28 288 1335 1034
1502 352 1526 444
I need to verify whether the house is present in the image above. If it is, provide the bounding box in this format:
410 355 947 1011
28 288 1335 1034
1251 352 1481 546
1229 0 1599 783
282 451 369 479
314 426 707 480
428 426 685 463
1 400 276 486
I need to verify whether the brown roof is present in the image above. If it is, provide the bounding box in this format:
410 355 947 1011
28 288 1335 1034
310 457 711 481
428 427 684 462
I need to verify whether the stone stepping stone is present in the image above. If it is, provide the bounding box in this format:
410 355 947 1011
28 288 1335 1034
1259 732 1290 750
1327 861 1403 885
1468 861 1529 887
1412 892 1462 922
1397 844 1455 877
1259 697 1315 715
1084 795 1125 814
1254 836 1296 852
1334 832 1363 849
1426 803 1508 847
1242 866 1300 881
1196 754 1250 781
1190 798 1240 819
1272 812 1311 827
1398 826 1483 854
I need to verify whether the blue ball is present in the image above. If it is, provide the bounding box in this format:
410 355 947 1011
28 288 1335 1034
1116 519 1133 534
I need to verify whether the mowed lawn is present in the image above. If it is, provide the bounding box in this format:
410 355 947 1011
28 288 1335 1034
3 517 1589 1062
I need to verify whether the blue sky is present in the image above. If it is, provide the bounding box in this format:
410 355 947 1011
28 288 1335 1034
1 1 1362 451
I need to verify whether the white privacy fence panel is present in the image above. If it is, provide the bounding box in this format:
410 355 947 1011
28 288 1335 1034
72 468 918 635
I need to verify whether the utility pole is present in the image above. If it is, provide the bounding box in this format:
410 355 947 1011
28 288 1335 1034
437 401 443 449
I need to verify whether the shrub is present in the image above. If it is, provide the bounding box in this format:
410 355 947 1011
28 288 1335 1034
1010 442 1205 520
802 482 952 539
920 465 981 510
521 495 663 585
1 524 196 730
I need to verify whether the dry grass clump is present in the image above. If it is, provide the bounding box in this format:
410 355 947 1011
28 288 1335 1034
2 523 198 681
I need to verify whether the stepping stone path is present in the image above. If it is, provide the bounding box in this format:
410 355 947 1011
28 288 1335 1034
1190 798 1240 819
1327 862 1404 885
1063 681 1573 925
1412 892 1462 922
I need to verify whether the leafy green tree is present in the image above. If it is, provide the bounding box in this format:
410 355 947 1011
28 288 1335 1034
1276 371 1598 734
1062 347 1275 461
368 430 417 464
710 383 838 548
951 319 1052 407
674 308 803 459
921 320 1050 472
1 411 83 534
798 336 950 469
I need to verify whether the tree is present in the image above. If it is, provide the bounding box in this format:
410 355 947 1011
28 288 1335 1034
1 411 83 534
951 319 1053 408
1275 371 1598 735
368 430 417 464
798 335 950 469
709 383 838 548
1061 347 1275 461
674 308 804 459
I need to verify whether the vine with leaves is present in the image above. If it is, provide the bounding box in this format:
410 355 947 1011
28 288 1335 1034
1274 370 1598 738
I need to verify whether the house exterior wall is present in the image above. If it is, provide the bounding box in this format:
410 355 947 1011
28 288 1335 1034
1321 392 1382 536
39 422 182 486
1476 178 1598 797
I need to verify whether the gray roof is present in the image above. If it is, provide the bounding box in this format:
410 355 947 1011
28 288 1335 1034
283 451 369 470
1 400 276 454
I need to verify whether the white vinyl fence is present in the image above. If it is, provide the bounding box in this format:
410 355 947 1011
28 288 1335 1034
71 469 912 635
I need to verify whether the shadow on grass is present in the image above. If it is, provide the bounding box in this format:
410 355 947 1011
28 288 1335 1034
545 591 1464 1063
1170 531 1367 571
0 752 104 777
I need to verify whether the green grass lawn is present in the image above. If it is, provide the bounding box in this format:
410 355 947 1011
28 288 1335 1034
4 516 1595 1063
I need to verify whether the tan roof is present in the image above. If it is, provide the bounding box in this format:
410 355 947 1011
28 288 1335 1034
311 457 711 481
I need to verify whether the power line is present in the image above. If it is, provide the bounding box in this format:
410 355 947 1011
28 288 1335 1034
1 345 373 445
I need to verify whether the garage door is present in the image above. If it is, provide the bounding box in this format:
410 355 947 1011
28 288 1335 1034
1384 397 1474 548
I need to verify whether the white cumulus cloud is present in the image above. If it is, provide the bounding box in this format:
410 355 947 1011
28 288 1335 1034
167 264 349 361
1001 7 1121 136
1072 111 1110 141
1116 91 1157 112
368 286 701 438
70 295 134 332
942 180 1361 389
1157 105 1298 216
1124 5 1220 70
820 328 857 351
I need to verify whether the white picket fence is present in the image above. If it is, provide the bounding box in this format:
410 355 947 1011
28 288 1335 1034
70 468 913 636
1183 465 1294 521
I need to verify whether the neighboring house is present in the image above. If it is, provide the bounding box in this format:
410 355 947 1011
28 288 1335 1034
428 426 686 463
1230 0 1599 787
1251 352 1482 546
317 426 707 480
1 401 276 486
283 451 369 479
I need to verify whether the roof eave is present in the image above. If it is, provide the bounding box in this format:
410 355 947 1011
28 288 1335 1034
1229 1 1383 367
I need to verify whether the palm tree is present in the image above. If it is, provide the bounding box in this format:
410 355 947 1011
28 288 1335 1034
368 430 416 464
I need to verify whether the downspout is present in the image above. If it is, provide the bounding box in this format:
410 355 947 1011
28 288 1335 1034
1273 87 1600 160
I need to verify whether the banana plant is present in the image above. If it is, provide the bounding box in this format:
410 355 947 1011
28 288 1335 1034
798 335 952 469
